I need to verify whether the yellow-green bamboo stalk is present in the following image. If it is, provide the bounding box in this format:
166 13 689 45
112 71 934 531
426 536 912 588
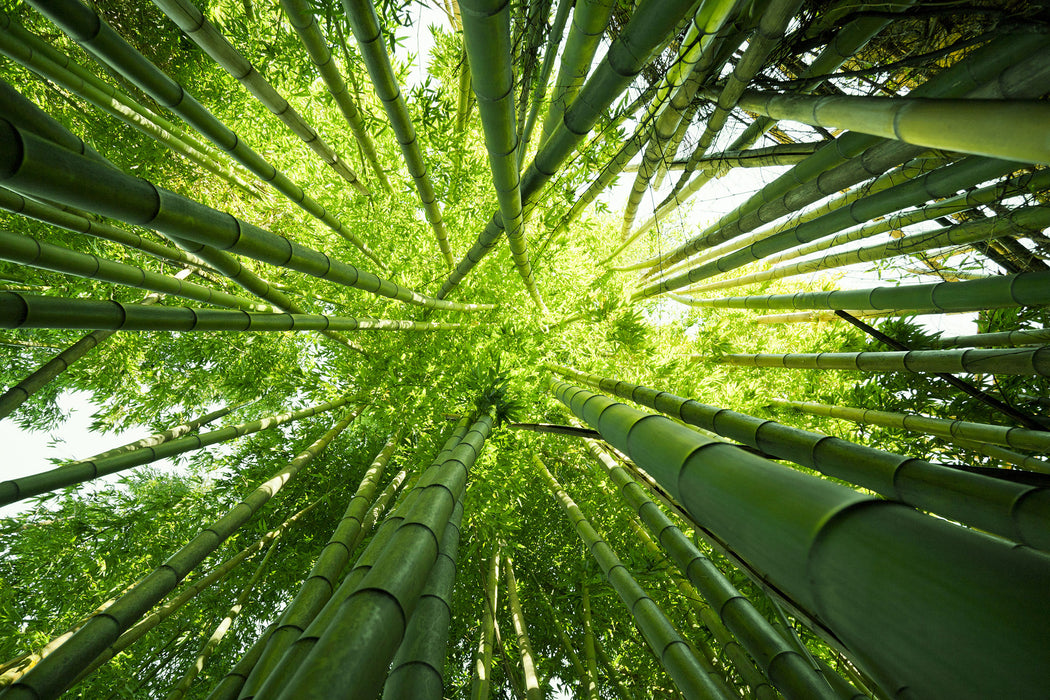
726 89 1050 165
5 407 359 699
151 0 368 193
504 555 543 700
470 553 500 700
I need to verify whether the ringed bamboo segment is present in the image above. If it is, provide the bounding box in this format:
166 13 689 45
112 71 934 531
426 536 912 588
551 362 1050 550
518 0 573 166
248 421 472 699
469 553 500 700
727 90 1050 165
532 454 735 700
503 556 543 700
239 431 404 697
2 407 360 700
151 0 369 193
550 379 1050 698
268 415 493 699
580 441 839 699
931 327 1050 349
666 271 1050 315
437 0 698 299
278 0 389 189
27 0 385 267
0 120 493 312
460 0 545 310
0 397 356 507
341 0 454 267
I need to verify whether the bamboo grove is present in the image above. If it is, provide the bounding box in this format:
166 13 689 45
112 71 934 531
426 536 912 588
0 0 1048 698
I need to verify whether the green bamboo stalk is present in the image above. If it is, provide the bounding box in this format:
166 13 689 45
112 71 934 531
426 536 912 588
238 430 404 697
527 575 587 688
456 46 473 133
27 0 384 267
436 0 698 300
0 291 465 333
532 453 735 700
68 403 239 465
620 0 741 235
341 0 454 267
0 397 356 507
0 120 493 312
517 0 572 167
754 168 1050 271
592 636 631 700
382 498 465 699
579 438 836 699
647 152 955 284
936 435 1050 474
637 32 1050 277
151 0 369 193
628 141 822 173
552 362 1050 549
686 205 1050 295
460 0 546 311
0 13 253 192
550 378 1050 698
470 553 501 700
931 327 1050 349
635 155 1020 299
504 555 543 700
2 407 359 700
266 416 493 699
247 421 471 699
0 229 268 311
164 523 285 700
512 0 554 156
538 0 616 148
770 397 1050 461
656 0 803 213
726 89 1050 165
713 344 1050 377
668 270 1050 315
279 0 389 190
581 578 599 700
0 187 204 270
0 270 193 422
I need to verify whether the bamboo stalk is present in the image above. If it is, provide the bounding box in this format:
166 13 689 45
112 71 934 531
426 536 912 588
469 552 501 700
504 555 543 700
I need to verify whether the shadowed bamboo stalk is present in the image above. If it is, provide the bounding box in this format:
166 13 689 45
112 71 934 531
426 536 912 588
381 497 464 699
460 0 546 311
552 362 1050 549
436 0 698 300
278 0 388 189
0 397 356 507
532 453 735 700
724 89 1050 165
635 33 1050 277
504 555 543 700
238 430 404 697
265 416 492 699
550 378 1050 698
0 270 192 422
0 229 269 311
685 205 1050 295
635 155 1020 299
341 0 454 267
470 552 500 700
27 0 385 266
1 407 360 700
0 121 493 312
770 397 1050 460
748 309 918 324
0 292 464 333
518 0 572 167
931 327 1050 349
626 141 822 173
669 271 1050 315
579 439 837 699
943 436 1050 474
247 421 471 698
164 524 286 700
708 346 1050 377
581 578 599 700
72 498 322 687
538 0 616 148
0 14 253 192
151 0 368 193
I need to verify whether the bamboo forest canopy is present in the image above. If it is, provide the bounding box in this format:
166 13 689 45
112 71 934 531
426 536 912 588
1 0 1050 698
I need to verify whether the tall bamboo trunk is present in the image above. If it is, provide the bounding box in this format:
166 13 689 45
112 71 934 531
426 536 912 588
504 555 543 700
